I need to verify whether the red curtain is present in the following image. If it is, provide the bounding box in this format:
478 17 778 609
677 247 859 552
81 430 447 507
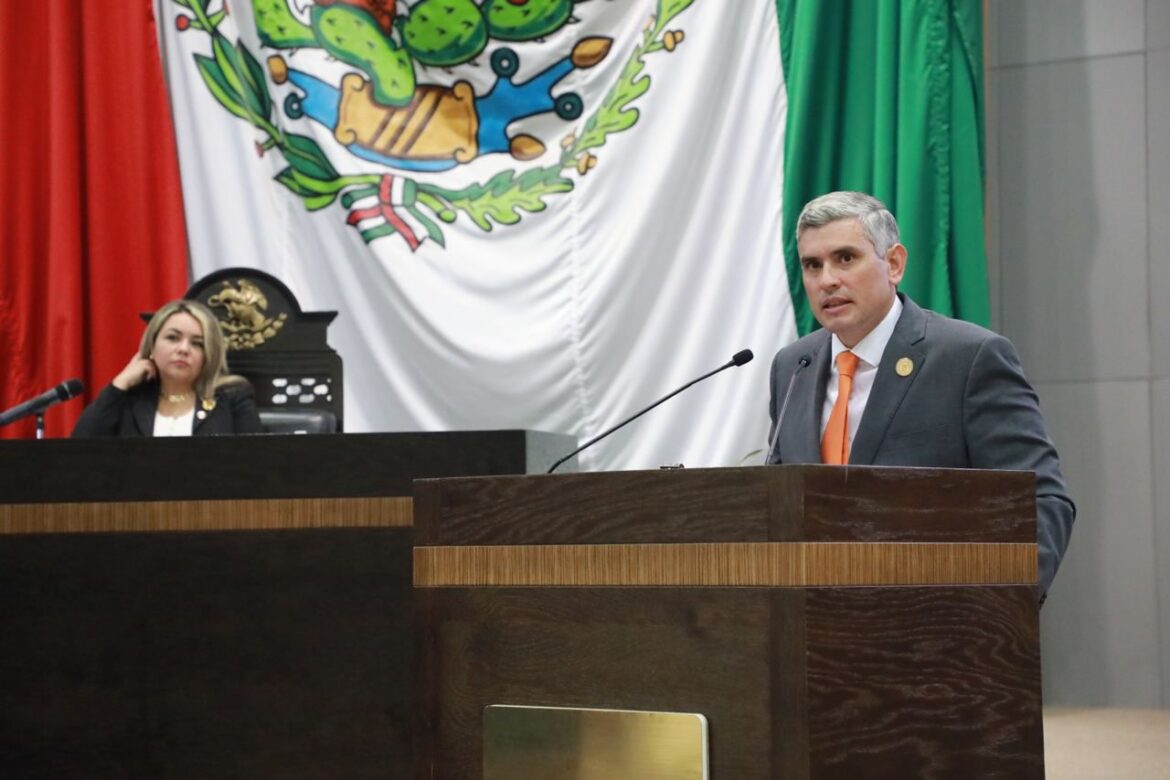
0 1 189 439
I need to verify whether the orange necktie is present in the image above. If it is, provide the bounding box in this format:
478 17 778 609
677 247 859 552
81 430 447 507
821 351 860 465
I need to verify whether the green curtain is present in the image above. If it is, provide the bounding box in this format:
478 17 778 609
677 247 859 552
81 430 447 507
776 0 989 335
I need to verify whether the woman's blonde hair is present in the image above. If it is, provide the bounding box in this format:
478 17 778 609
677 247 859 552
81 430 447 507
138 300 246 399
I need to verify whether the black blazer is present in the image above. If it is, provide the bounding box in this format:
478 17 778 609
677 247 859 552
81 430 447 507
71 381 264 437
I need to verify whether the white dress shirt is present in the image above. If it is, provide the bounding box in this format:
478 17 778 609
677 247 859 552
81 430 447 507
153 407 195 437
820 295 903 449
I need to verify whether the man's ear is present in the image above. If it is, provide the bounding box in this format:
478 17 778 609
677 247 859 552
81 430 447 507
886 243 907 285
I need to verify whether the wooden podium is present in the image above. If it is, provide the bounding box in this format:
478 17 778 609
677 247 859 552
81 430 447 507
414 465 1044 779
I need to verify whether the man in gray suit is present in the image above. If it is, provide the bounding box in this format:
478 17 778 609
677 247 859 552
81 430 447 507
767 191 1074 596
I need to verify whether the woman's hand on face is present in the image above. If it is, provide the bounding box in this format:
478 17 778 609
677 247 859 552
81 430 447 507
112 355 157 391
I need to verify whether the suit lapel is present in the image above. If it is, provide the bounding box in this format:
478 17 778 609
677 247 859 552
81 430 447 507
192 394 215 435
785 332 832 463
131 388 157 437
849 295 928 465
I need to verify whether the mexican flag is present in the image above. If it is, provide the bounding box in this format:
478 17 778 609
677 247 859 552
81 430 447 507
2 0 987 464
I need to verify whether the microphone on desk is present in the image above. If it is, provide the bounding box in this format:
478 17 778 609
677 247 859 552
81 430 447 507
0 379 85 427
546 349 755 474
763 355 810 465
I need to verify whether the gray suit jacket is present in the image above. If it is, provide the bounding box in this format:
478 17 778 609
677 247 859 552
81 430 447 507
767 294 1075 595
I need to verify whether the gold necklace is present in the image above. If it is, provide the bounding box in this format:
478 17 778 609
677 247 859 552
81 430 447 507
161 392 191 403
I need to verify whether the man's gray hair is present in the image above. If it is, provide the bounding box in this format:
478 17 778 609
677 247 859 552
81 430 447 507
797 191 900 257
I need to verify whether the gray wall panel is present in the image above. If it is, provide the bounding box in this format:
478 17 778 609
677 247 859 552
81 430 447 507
1154 378 1170 707
1037 380 1160 706
993 0 1145 66
990 0 1168 707
1149 0 1170 50
1149 48 1170 377
997 55 1148 383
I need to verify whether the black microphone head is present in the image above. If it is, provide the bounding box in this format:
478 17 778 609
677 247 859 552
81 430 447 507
798 355 811 368
732 349 754 367
58 379 85 400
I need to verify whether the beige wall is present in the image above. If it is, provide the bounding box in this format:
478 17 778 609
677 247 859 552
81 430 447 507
987 0 1169 706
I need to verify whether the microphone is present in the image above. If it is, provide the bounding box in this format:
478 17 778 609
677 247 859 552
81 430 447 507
0 379 85 427
763 355 810 464
547 349 755 474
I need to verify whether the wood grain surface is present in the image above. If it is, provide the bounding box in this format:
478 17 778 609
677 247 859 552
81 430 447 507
414 465 1036 546
804 587 1043 779
416 586 780 780
0 431 565 779
0 497 412 534
416 585 1042 779
414 541 1037 586
0 430 574 503
414 466 1044 779
0 527 415 778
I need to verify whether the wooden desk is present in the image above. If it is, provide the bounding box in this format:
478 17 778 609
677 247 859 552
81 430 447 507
0 431 572 779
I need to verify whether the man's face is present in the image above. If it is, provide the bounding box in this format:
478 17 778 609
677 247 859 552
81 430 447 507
798 217 906 348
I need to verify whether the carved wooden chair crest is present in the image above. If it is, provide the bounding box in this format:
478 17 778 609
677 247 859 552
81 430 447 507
184 268 343 433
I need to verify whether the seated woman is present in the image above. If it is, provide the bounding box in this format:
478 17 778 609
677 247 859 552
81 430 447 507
72 300 263 437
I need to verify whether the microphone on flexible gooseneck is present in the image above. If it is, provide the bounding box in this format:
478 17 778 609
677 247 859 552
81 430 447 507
0 379 85 428
547 349 755 474
763 355 811 464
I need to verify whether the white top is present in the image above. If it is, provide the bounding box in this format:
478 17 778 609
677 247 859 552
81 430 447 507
153 407 195 437
820 295 903 448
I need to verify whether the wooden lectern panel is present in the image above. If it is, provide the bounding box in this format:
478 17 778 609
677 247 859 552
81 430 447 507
414 466 1044 779
416 585 1041 779
414 541 1036 586
803 587 1041 776
413 465 1035 546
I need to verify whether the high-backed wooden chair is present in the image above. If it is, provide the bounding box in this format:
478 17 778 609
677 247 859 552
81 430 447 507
183 268 343 432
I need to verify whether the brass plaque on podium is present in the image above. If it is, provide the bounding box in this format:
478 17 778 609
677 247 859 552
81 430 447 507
483 705 708 780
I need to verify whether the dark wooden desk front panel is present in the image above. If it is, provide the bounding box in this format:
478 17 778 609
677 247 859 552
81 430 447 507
0 431 572 779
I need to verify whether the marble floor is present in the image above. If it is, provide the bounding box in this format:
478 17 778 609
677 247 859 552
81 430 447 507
1044 708 1170 779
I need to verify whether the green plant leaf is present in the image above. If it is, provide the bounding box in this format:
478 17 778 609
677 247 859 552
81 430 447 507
658 0 696 26
208 36 268 121
237 41 272 119
341 186 381 209
361 223 399 243
406 203 446 247
276 166 348 196
304 192 338 211
282 133 338 180
432 166 573 231
274 168 316 197
211 37 253 115
274 169 339 210
415 190 456 223
194 54 249 121
573 54 650 152
401 178 418 206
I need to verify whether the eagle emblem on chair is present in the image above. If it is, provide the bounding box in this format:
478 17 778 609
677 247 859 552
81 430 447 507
207 279 289 349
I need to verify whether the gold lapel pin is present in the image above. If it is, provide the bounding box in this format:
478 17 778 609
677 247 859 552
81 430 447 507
895 357 914 377
201 398 216 411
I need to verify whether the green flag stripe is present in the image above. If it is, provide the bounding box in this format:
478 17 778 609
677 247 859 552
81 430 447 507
776 0 990 336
